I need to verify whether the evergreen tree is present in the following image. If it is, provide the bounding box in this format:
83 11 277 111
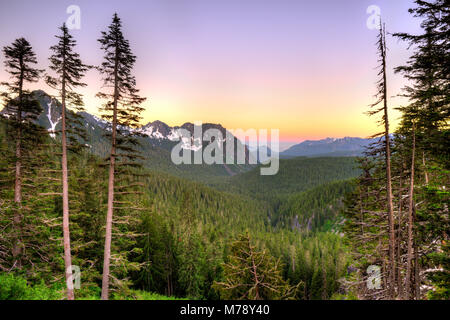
0 38 43 269
97 13 146 300
214 232 298 300
366 21 396 298
131 210 177 296
45 23 90 300
394 0 449 299
394 0 450 164
342 1 449 300
309 263 324 300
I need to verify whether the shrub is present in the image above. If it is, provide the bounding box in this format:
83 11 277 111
0 273 63 300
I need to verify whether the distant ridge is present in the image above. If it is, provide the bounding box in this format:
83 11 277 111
280 137 377 158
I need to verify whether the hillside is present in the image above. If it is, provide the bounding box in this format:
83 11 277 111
210 156 360 206
273 180 355 232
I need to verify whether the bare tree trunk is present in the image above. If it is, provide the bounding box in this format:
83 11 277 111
61 68 74 300
381 24 395 298
359 190 364 234
12 65 24 269
405 128 415 299
413 237 420 300
397 169 403 298
101 46 119 300
422 151 429 185
101 149 115 300
381 258 387 300
413 205 420 300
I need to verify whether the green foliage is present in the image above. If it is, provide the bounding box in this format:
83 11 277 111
1 114 357 299
0 273 63 300
212 157 360 207
426 243 450 300
114 290 186 300
281 232 349 300
0 273 184 300
342 0 449 299
275 180 355 231
214 233 298 300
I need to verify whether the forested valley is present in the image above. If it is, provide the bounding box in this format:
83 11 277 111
0 0 448 301
0 113 357 299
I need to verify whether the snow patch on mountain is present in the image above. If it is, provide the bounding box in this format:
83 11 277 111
153 129 164 139
167 129 181 141
47 101 61 139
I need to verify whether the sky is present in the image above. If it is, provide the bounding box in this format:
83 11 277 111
0 0 422 150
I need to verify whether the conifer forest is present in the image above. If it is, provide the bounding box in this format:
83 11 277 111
0 0 448 303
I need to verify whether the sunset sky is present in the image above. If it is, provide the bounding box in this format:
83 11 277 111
0 0 422 150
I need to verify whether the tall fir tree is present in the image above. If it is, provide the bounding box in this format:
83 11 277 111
97 13 146 300
45 23 90 300
343 1 449 300
394 0 450 164
394 0 449 299
1 38 43 269
367 21 396 298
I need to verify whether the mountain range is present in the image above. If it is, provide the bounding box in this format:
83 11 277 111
1 91 258 181
1 90 373 179
280 137 377 158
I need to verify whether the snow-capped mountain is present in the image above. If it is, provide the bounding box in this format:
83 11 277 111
0 90 64 138
134 120 233 152
0 91 255 177
137 120 173 140
1 91 377 162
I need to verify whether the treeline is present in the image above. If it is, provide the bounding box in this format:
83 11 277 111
211 157 360 210
342 0 449 300
274 180 355 232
